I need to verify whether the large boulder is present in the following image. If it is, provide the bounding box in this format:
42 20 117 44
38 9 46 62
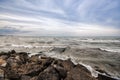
37 66 60 80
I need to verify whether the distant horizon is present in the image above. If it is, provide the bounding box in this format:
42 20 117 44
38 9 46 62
0 34 120 37
0 0 120 36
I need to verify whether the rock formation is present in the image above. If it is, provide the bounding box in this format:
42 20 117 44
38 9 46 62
0 50 117 80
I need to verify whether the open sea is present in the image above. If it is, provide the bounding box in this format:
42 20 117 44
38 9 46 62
0 36 120 79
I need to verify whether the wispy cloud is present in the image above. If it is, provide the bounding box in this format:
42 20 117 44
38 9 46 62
0 0 120 36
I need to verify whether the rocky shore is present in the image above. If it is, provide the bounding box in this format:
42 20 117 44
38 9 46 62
0 50 118 80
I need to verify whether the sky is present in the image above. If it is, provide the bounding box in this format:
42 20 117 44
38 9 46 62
0 0 120 36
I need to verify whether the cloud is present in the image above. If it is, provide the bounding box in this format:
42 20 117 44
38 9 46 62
0 26 29 35
0 14 119 36
0 0 120 36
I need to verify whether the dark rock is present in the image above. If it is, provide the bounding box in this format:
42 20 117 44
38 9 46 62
76 64 91 74
5 69 21 80
42 57 54 67
65 64 96 80
37 66 60 80
98 74 117 80
51 47 67 53
0 50 118 80
61 59 75 71
11 50 16 54
21 75 31 80
54 65 67 79
17 52 29 64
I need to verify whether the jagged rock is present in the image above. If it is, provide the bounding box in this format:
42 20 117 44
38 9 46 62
61 59 75 71
76 64 91 74
23 64 42 77
41 57 54 67
17 52 29 64
53 65 67 79
0 50 118 80
37 66 60 80
65 64 96 80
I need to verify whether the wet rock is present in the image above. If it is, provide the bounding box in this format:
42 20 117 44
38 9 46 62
54 65 67 79
37 66 60 80
23 64 42 77
0 50 118 80
76 64 91 74
42 57 54 68
98 74 117 80
61 59 75 71
95 68 110 76
11 50 16 54
65 66 96 80
17 52 29 64
51 47 67 53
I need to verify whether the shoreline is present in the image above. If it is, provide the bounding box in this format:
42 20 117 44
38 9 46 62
0 50 119 80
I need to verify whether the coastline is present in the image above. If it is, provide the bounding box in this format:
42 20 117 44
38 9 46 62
0 50 119 80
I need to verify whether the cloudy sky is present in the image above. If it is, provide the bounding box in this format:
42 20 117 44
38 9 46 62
0 0 120 36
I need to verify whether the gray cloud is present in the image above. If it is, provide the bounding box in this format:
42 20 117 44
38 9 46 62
0 0 120 36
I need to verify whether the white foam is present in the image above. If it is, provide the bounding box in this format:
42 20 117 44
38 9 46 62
81 39 120 43
79 62 98 77
100 48 120 53
28 53 40 57
69 56 98 77
11 44 33 48
42 52 98 77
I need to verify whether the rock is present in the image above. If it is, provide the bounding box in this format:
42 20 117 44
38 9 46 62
17 52 29 64
41 56 47 59
0 58 7 67
0 69 4 78
11 50 16 54
30 76 38 80
21 75 31 80
51 47 67 53
97 74 117 80
65 65 96 80
37 66 60 80
23 64 42 77
0 50 118 80
61 59 75 71
42 57 54 67
96 68 110 76
29 55 41 64
5 69 21 80
54 65 67 79
76 64 91 74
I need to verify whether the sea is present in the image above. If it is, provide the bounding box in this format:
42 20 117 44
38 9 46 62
0 35 120 79
0 36 120 53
